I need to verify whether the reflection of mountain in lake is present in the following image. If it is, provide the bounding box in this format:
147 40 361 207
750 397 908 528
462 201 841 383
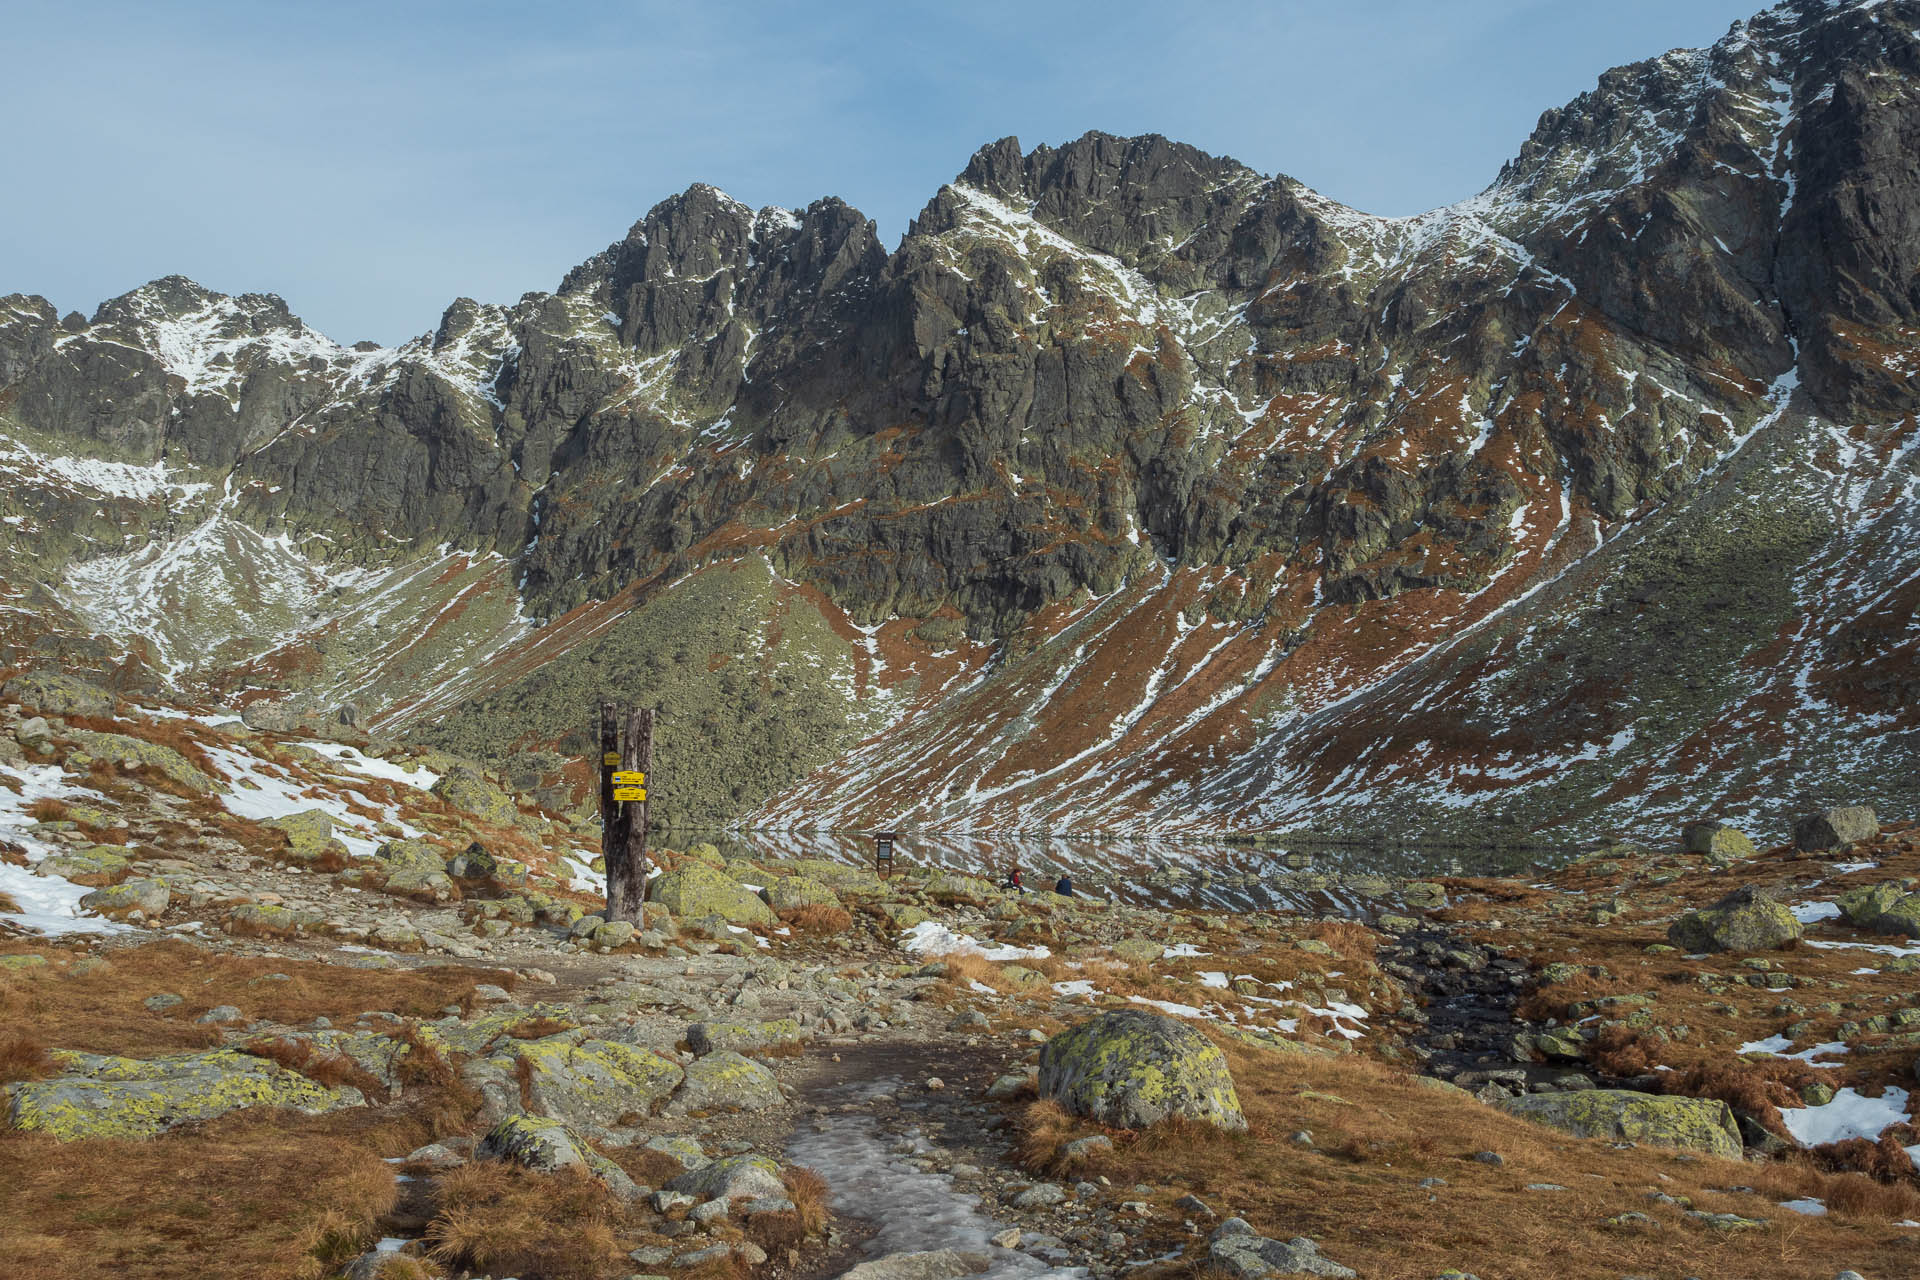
711 831 1553 915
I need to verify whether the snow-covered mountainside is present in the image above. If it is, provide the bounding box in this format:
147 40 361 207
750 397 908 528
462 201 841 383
2 0 1916 842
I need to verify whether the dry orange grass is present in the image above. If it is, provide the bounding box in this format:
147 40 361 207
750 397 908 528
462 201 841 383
425 1161 623 1280
239 1035 387 1099
0 1031 56 1082
1004 1034 1920 1280
0 939 511 1057
779 904 854 934
0 1107 403 1280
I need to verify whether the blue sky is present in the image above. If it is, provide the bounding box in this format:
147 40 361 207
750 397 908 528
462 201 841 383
4 0 1765 345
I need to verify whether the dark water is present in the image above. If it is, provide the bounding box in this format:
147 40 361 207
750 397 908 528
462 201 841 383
700 829 1556 915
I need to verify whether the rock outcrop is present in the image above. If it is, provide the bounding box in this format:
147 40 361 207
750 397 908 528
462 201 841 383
1038 1009 1246 1131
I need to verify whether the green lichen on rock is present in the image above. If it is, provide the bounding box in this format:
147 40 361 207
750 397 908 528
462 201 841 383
762 876 841 912
685 1018 804 1057
64 729 219 793
1837 880 1911 927
475 1112 638 1195
1038 1009 1246 1132
79 877 169 918
228 902 324 935
665 1152 785 1202
263 808 348 866
36 844 131 886
487 1035 682 1129
779 860 885 896
1498 1089 1741 1159
1682 822 1756 863
647 862 774 926
1872 893 1920 939
431 768 520 828
1793 805 1878 851
374 838 455 903
1110 937 1163 965
0 954 49 972
1668 886 1802 952
666 1050 782 1115
927 872 996 903
5 1048 362 1139
3 671 115 716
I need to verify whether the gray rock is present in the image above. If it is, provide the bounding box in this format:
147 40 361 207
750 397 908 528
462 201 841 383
666 1153 786 1202
1794 806 1878 851
1208 1220 1357 1279
836 1250 993 1280
666 1050 782 1115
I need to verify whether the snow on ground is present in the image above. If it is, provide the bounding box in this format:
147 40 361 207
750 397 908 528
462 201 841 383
1128 995 1210 1018
1790 900 1842 923
1807 939 1920 957
1739 1035 1848 1063
900 920 1051 963
1162 942 1208 958
1781 1086 1912 1147
294 742 441 791
0 762 127 935
1780 1198 1828 1216
205 743 422 859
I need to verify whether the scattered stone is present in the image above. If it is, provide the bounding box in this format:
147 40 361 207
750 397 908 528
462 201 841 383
1498 1091 1741 1159
1681 822 1756 863
666 1153 786 1203
1793 806 1879 851
1208 1219 1357 1279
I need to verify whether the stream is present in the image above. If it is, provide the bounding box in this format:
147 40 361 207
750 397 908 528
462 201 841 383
787 1076 1087 1279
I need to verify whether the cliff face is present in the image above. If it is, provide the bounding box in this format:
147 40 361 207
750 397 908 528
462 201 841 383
3 0 1917 840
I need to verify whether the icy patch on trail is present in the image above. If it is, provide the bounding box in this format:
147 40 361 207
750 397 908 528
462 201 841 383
0 763 128 935
1782 1086 1911 1147
787 1084 1082 1279
900 920 1051 962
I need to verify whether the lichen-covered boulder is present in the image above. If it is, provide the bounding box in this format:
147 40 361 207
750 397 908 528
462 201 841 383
430 768 519 828
666 1152 785 1202
781 859 885 895
484 1035 682 1129
375 839 455 903
228 902 325 936
36 844 131 886
1498 1089 1741 1159
1681 822 1756 863
648 862 774 926
1110 937 1163 965
1872 893 1920 939
263 809 349 867
927 872 997 903
685 1018 804 1057
1038 1009 1246 1132
1837 879 1912 927
4 1048 362 1139
1208 1219 1356 1279
1794 805 1880 851
66 729 219 793
763 876 841 912
1667 886 1801 953
475 1113 640 1197
3 671 116 716
79 877 169 919
666 1050 782 1115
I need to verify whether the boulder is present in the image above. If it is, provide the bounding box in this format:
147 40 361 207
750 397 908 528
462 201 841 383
666 1050 782 1114
483 1036 681 1129
1038 1009 1246 1131
65 729 219 793
666 1152 786 1202
3 671 114 716
5 1048 362 1139
1207 1220 1357 1279
1794 806 1879 851
1872 893 1920 939
1497 1090 1742 1159
686 1018 804 1057
79 878 169 918
647 863 774 926
1681 822 1756 863
762 876 841 912
837 1251 991 1280
263 809 348 867
35 844 131 886
475 1113 640 1196
1110 937 1164 965
1667 886 1801 953
1837 880 1910 927
430 768 520 828
927 872 997 902
374 839 455 903
781 858 885 895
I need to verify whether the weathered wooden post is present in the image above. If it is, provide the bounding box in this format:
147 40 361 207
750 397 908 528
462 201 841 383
600 701 627 917
606 706 653 923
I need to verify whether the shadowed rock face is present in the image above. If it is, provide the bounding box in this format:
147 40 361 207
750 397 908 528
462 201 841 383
3 1 1919 840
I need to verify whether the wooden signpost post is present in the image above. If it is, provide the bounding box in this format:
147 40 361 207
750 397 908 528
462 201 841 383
599 700 653 924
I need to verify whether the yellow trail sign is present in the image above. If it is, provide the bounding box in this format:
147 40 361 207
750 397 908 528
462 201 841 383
602 751 621 767
613 787 648 803
612 770 647 785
